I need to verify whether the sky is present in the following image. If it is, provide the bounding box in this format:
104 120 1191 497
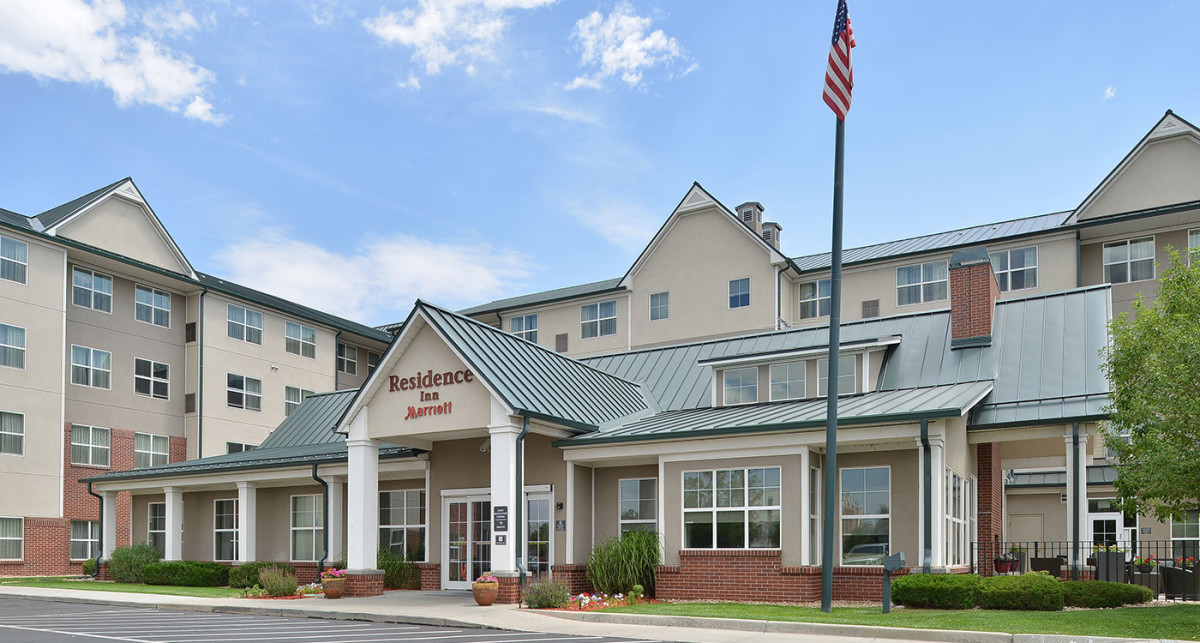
1 0 1198 327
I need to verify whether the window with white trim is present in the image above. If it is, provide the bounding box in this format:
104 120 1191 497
769 361 806 401
70 520 100 560
841 466 890 565
71 425 110 467
135 285 171 327
291 494 325 562
619 478 657 533
1171 510 1199 560
0 235 27 284
0 411 22 456
723 367 758 405
72 268 112 313
227 304 263 344
0 323 24 369
729 278 751 309
367 351 382 373
1190 230 1200 262
0 517 21 560
510 314 538 343
649 292 669 321
148 502 166 553
809 467 821 563
214 499 238 561
897 261 948 305
989 246 1038 292
683 467 781 549
581 301 617 339
134 433 169 469
379 489 426 560
71 345 111 389
817 356 856 397
226 442 256 454
227 373 262 411
134 358 169 399
1103 237 1155 284
285 321 316 358
798 280 831 319
337 343 357 375
284 386 314 417
945 469 971 566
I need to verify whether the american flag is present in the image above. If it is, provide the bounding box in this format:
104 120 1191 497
823 0 855 121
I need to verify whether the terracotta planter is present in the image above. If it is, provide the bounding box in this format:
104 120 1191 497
322 577 346 599
473 581 499 606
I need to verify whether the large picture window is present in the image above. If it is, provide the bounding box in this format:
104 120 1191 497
214 499 238 561
72 268 112 313
134 433 169 469
135 285 171 327
0 323 25 369
71 425 110 467
1103 237 1155 284
841 466 890 565
227 373 262 411
71 345 111 389
581 301 617 339
0 517 21 560
70 520 100 560
0 411 23 456
619 478 657 533
285 321 317 358
769 362 805 401
291 494 325 562
989 246 1038 292
379 489 426 560
798 280 831 319
227 304 263 344
683 467 781 549
817 356 856 397
510 314 537 343
896 261 948 305
148 502 166 553
723 367 758 405
0 235 27 284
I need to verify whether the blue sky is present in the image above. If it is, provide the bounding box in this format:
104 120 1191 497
0 0 1196 326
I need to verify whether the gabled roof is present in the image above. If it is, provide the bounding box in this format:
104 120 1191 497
34 177 129 229
259 390 357 448
0 207 31 229
456 277 624 317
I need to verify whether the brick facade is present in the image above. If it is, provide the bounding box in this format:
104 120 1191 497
550 563 591 595
414 562 441 591
496 574 521 604
345 569 385 597
949 258 1000 342
976 441 1003 576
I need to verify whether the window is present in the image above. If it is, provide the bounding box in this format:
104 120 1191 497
799 280 831 319
729 278 751 309
0 517 21 560
897 261 948 306
581 300 617 339
291 494 325 562
723 367 758 405
649 292 669 321
817 355 856 397
285 386 314 416
510 314 538 343
1190 230 1200 262
0 411 22 456
337 343 357 375
71 345 111 389
809 467 822 563
227 304 263 344
683 467 781 549
368 351 382 373
0 235 27 284
379 489 426 560
134 358 169 399
0 323 24 369
285 321 316 358
71 425 110 467
1103 237 1155 284
134 433 169 469
769 362 806 401
945 470 971 566
70 520 100 560
135 285 171 327
620 478 657 533
227 373 262 411
226 442 256 454
72 268 112 313
214 499 238 561
1171 510 1199 560
841 467 890 565
989 246 1038 292
148 502 166 553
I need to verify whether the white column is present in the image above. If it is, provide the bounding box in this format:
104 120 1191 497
346 407 380 570
1064 431 1089 563
565 461 574 565
929 436 946 567
236 482 257 563
800 446 811 566
326 476 345 563
164 487 184 561
100 491 118 560
488 422 521 574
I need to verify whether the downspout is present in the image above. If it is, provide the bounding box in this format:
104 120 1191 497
920 419 932 573
198 288 206 456
334 330 342 390
87 482 103 578
1071 422 1081 581
515 416 530 590
312 464 329 576
774 267 782 330
1075 229 1082 288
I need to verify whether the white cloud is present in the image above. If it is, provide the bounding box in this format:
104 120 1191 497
564 199 657 246
398 73 421 90
308 1 352 27
363 0 555 76
1104 85 1116 100
527 104 598 124
141 4 200 37
566 2 687 91
0 0 224 123
214 226 534 323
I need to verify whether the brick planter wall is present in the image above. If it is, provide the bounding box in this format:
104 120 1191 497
345 570 385 597
414 563 441 591
496 575 522 604
551 564 591 594
291 562 320 584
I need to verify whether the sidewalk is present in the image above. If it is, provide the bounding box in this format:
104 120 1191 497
0 585 1178 643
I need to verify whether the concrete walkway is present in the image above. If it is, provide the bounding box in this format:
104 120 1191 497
0 585 1180 643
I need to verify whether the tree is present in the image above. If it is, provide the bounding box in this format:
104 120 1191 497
1101 249 1200 523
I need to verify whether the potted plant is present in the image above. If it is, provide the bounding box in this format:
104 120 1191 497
994 552 1017 574
1008 545 1028 573
1093 544 1126 583
473 573 500 606
320 568 347 599
1132 556 1158 574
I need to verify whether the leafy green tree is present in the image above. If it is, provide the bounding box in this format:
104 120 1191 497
1101 249 1200 522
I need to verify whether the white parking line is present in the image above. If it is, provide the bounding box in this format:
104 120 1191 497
83 623 375 634
0 622 157 642
146 628 456 642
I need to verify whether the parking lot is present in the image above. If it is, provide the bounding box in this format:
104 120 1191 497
0 598 668 643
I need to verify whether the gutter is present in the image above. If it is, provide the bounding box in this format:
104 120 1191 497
86 482 103 577
515 416 530 593
198 287 206 457
334 330 342 391
312 464 329 576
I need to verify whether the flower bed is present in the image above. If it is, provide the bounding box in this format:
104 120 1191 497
547 593 658 612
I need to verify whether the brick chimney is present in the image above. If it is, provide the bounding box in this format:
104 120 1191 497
762 222 782 249
949 246 999 348
735 202 764 235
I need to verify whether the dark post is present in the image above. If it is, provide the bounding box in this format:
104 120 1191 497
821 117 846 613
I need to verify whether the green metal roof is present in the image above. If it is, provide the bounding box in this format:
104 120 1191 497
1007 465 1117 488
455 277 625 317
260 390 357 448
0 207 30 229
559 381 993 447
34 177 129 229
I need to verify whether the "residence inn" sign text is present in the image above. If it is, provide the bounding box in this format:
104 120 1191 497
388 369 474 420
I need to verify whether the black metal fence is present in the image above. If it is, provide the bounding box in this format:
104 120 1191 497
970 540 1200 600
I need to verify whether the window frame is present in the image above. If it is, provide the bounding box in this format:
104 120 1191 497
337 343 358 375
580 300 617 339
134 284 171 328
618 477 658 534
379 489 427 562
769 361 807 401
0 516 22 561
226 442 256 454
510 314 538 343
649 292 669 321
722 367 758 405
817 355 857 397
1102 236 1156 284
0 322 25 370
367 351 382 373
728 277 751 309
290 494 325 562
1171 510 1199 559
0 235 28 285
681 466 782 550
213 498 239 562
69 520 101 560
988 246 1039 293
226 304 263 345
70 424 110 467
71 345 112 389
945 468 971 566
71 267 113 314
0 410 23 456
840 465 891 566
134 432 170 469
285 321 317 359
798 279 831 319
284 386 315 417
1189 229 1200 263
134 357 169 400
226 373 262 411
148 502 166 554
896 260 949 306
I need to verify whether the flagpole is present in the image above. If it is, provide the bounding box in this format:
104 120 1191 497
821 116 845 613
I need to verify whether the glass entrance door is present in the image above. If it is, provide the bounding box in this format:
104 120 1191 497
526 494 552 581
444 497 491 590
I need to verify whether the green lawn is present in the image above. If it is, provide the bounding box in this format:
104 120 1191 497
0 577 244 599
600 602 1200 640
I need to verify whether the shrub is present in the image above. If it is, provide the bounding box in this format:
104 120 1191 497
259 566 298 597
378 549 420 589
891 573 981 609
107 544 161 584
1062 581 1125 608
229 562 296 589
524 580 570 609
142 561 229 587
1120 582 1154 604
586 530 661 596
81 558 96 576
978 573 1063 611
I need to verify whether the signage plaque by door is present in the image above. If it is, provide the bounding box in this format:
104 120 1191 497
494 506 508 532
